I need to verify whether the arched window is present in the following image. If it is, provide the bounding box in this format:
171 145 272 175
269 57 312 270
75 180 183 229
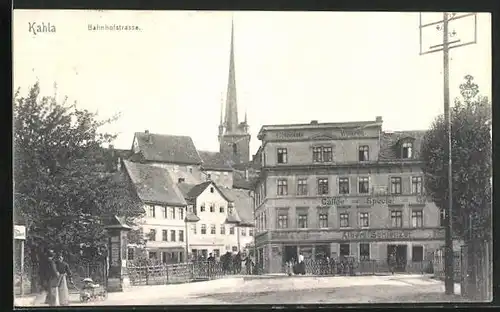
232 143 238 155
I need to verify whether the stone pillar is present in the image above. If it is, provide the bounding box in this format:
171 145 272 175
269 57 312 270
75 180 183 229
105 216 132 293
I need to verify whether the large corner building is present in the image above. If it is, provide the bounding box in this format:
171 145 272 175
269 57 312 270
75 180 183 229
252 117 446 273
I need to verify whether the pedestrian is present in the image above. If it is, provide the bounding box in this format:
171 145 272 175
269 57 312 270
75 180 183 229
245 255 253 275
298 253 305 275
55 252 72 306
389 251 396 275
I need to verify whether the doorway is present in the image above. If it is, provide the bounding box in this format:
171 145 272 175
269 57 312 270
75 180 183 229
387 244 407 272
283 245 298 263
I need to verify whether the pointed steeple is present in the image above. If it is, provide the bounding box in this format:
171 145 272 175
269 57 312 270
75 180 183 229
218 93 224 140
224 18 239 133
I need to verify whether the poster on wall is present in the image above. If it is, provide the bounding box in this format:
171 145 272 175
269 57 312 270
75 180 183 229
111 242 120 266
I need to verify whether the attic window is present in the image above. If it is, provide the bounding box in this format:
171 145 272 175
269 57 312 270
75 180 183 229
402 142 413 159
178 178 185 183
210 187 214 193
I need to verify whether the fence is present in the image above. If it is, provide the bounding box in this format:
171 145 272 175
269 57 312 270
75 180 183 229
126 260 259 286
460 240 492 301
432 249 461 282
282 259 433 276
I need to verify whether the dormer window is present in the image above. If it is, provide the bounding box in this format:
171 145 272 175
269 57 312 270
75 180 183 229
402 142 413 159
233 143 238 155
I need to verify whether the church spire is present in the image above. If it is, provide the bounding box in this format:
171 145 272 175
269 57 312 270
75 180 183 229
224 18 239 133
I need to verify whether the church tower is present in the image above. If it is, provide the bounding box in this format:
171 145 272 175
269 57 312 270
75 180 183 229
218 19 251 165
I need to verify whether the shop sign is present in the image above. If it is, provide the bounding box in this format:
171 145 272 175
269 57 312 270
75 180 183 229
321 197 346 206
342 229 411 240
340 129 366 137
276 131 304 139
14 225 26 240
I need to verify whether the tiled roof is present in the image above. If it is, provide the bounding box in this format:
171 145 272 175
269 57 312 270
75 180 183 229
185 212 200 222
123 160 187 206
220 187 254 226
198 150 233 171
134 132 202 165
177 183 197 204
232 170 253 190
378 130 427 161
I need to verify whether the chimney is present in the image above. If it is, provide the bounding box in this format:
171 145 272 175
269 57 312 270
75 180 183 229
310 120 318 125
144 130 152 144
375 116 383 123
144 130 149 134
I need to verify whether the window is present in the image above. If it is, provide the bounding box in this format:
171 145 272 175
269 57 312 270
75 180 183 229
162 230 168 241
178 207 184 220
359 212 369 227
220 206 225 213
228 205 234 215
402 142 413 159
233 143 237 155
188 166 193 174
297 178 308 195
146 205 155 218
339 243 350 257
359 145 369 161
229 226 235 235
390 177 402 195
167 207 175 219
220 224 225 234
298 214 308 228
277 179 288 196
338 177 349 194
200 203 206 212
358 177 370 194
210 224 216 234
149 252 157 260
190 224 197 234
359 243 370 261
213 249 220 258
210 187 214 193
340 213 349 228
317 178 329 195
277 148 288 164
149 229 156 241
278 214 288 229
411 210 423 228
179 230 184 242
207 174 211 180
241 228 247 236
440 209 446 227
319 213 328 228
249 229 253 236
313 147 323 162
201 224 207 234
170 230 176 242
178 178 185 183
323 147 333 162
411 177 423 194
161 206 167 218
210 203 215 213
127 248 135 261
412 246 424 262
391 210 403 228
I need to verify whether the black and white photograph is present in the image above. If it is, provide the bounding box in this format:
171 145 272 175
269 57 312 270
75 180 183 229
13 10 492 306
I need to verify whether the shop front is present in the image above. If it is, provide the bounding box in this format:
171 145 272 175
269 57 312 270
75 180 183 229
257 227 445 273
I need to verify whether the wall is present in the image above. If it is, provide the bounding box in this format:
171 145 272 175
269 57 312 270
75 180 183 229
141 204 186 250
264 138 381 166
204 170 234 189
220 134 251 165
189 185 239 254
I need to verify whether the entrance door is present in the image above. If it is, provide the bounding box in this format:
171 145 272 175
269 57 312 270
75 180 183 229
387 245 407 272
284 245 298 263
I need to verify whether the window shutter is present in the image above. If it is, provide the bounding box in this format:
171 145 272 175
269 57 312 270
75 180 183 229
336 176 339 195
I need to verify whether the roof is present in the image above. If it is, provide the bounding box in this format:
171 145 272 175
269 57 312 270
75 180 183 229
123 160 187 206
198 150 233 171
186 181 233 202
220 187 254 226
133 132 202 165
185 212 200 222
232 170 258 190
379 130 427 161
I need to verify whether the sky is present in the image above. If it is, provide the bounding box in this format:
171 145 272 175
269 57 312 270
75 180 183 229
13 11 491 155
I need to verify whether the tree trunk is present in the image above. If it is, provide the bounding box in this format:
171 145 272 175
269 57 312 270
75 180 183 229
466 240 478 300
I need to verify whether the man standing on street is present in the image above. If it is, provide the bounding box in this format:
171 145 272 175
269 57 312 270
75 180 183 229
298 253 305 275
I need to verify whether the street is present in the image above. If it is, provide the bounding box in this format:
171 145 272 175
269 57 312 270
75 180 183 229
16 274 465 306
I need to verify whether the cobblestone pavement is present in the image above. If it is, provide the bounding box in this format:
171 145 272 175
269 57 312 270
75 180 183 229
15 274 466 306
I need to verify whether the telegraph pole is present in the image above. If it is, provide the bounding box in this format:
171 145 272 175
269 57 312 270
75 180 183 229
419 12 477 295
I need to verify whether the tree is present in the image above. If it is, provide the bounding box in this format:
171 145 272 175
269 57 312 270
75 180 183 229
421 75 492 241
13 82 144 291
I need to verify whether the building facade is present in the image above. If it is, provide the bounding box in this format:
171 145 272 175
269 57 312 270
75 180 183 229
252 117 445 273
